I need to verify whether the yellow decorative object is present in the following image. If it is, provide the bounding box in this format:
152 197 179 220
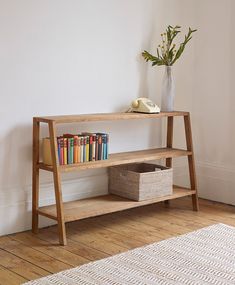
130 98 160 113
42 138 52 165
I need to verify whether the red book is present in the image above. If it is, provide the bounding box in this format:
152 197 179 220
95 135 99 161
89 136 93 161
92 135 96 161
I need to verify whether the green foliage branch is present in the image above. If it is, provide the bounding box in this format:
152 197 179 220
142 25 196 66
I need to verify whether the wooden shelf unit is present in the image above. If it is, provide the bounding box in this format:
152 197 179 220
32 111 199 245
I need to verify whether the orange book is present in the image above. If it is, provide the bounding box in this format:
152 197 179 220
80 137 84 163
74 136 79 163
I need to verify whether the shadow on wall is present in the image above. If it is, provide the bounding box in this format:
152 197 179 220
0 122 56 234
0 124 32 233
0 124 32 192
0 123 54 191
0 116 162 235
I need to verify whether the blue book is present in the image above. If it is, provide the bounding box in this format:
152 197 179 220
102 135 107 160
57 138 61 164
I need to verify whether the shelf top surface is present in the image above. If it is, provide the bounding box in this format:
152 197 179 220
39 148 192 172
38 186 196 222
35 111 189 124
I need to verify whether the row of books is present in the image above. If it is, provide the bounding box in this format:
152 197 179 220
56 133 109 165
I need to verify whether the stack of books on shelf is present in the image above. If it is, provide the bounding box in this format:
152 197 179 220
43 133 109 166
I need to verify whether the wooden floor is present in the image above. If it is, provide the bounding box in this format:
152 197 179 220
0 197 235 285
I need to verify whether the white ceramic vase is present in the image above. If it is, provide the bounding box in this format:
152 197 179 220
161 66 175 112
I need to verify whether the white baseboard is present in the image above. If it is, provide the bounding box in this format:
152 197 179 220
0 171 108 236
1 161 234 236
174 160 235 206
196 161 235 206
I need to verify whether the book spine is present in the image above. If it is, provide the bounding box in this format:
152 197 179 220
83 136 86 162
106 134 109 159
101 135 105 160
92 135 96 161
86 136 89 162
70 138 74 164
95 135 99 161
57 138 61 165
63 138 67 165
67 138 71 164
102 135 106 160
98 135 102 160
89 135 93 161
73 136 78 164
59 138 64 165
62 138 65 165
80 137 84 163
77 137 81 163
59 137 64 165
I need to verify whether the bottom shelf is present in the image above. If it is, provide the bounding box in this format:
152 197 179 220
38 186 196 223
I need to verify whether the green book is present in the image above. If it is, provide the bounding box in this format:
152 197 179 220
70 138 74 164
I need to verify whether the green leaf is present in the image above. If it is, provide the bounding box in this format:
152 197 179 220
142 25 197 66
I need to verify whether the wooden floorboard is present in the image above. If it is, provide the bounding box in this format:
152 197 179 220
0 266 27 285
0 197 235 284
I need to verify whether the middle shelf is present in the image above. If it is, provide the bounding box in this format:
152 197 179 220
38 147 192 172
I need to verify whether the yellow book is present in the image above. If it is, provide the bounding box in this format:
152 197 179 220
42 137 52 165
85 136 89 162
80 137 84 163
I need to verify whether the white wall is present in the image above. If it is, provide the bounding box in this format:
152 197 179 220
152 0 235 207
1 0 233 236
0 0 164 235
193 0 235 205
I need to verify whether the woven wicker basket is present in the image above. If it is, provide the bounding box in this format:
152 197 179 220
109 163 172 201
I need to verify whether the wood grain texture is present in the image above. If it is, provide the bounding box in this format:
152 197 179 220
0 237 71 273
165 116 174 206
38 186 196 222
166 116 174 168
48 121 67 245
32 110 198 246
1 198 235 284
35 111 189 124
184 114 199 211
32 118 40 233
39 148 192 172
0 247 50 282
0 265 27 285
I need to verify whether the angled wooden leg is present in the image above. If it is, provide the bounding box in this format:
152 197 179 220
184 113 199 211
32 118 40 233
165 116 174 207
49 121 67 245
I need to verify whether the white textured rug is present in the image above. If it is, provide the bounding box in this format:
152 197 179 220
24 224 235 285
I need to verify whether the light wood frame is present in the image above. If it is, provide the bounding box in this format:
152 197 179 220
32 111 199 245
